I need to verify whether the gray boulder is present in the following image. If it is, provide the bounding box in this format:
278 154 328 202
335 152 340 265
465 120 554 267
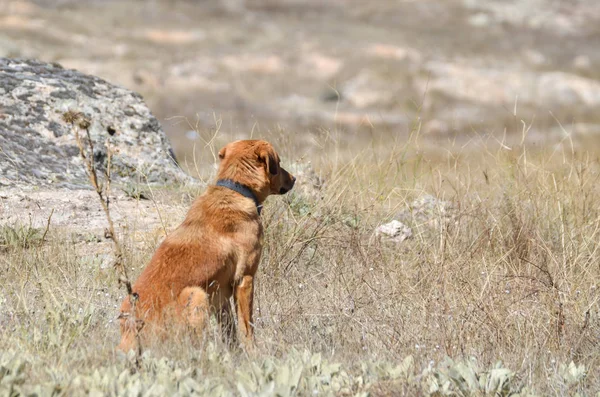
0 58 190 189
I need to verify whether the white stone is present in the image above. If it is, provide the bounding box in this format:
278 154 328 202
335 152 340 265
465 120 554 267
375 220 413 243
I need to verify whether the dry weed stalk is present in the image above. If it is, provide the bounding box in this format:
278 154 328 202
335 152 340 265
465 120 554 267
63 110 144 368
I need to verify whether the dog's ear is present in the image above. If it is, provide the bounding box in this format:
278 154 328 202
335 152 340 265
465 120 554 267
218 147 226 160
259 150 279 176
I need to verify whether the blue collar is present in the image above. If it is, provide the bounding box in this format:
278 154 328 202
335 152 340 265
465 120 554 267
215 179 262 215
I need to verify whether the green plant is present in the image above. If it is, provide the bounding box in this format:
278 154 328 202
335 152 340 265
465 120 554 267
122 182 151 200
425 357 518 396
0 223 42 250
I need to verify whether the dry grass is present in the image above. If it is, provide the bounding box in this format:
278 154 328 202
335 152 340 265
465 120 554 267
1 132 599 395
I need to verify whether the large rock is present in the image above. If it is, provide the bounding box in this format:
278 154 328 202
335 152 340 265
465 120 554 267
0 58 190 189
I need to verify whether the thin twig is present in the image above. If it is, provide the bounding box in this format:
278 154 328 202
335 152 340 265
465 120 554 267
64 110 144 368
41 208 54 243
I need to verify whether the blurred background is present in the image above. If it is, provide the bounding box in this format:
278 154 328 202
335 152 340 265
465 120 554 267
2 0 600 173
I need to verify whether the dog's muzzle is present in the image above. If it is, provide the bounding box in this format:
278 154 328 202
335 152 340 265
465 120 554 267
279 174 296 194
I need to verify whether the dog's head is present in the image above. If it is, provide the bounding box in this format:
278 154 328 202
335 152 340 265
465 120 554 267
217 140 295 202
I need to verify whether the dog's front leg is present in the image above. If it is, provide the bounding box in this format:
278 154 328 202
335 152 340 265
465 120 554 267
234 275 255 349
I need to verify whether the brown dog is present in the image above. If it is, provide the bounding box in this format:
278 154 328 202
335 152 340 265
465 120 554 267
118 140 295 352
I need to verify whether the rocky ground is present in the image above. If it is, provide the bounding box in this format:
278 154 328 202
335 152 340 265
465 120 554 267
1 0 599 170
0 185 191 264
0 187 184 235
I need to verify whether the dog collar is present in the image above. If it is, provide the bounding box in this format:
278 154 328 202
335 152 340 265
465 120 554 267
215 179 262 215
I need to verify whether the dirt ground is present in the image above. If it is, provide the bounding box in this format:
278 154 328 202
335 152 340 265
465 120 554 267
0 186 192 261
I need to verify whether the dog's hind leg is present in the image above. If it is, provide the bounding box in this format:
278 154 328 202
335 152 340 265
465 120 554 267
178 287 209 332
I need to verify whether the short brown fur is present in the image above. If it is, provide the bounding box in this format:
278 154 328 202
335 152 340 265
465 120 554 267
118 140 295 352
